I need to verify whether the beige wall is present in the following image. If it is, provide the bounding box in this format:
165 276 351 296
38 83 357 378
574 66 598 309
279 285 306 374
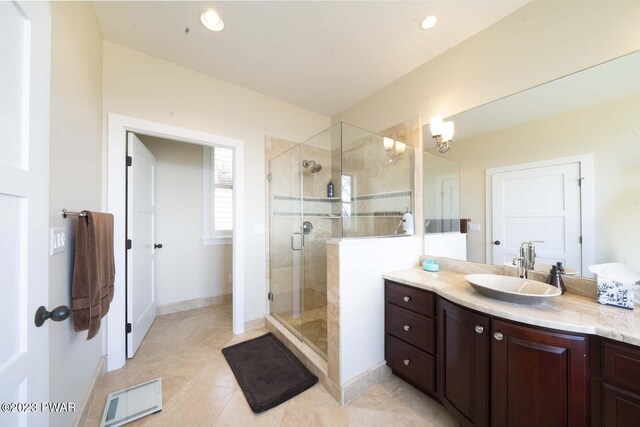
102 41 330 322
334 1 640 131
48 3 103 426
139 136 233 306
445 94 640 272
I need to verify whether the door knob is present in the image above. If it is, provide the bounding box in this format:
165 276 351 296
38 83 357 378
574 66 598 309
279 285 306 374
493 240 501 245
403 324 411 331
154 243 163 249
494 332 504 341
475 325 484 334
35 305 71 327
403 296 411 302
403 359 410 366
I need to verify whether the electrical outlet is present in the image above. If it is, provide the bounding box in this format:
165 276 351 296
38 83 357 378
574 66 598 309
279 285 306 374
469 223 481 232
50 227 66 255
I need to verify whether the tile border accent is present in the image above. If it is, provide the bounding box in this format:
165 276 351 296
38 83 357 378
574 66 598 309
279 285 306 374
72 356 105 427
156 294 232 316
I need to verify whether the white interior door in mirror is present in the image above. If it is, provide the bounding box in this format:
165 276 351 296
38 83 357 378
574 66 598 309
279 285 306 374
490 162 582 273
0 2 50 426
127 133 157 357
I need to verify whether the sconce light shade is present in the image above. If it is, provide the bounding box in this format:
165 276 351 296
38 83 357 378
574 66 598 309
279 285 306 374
442 121 455 142
430 115 444 136
395 141 406 154
383 137 395 151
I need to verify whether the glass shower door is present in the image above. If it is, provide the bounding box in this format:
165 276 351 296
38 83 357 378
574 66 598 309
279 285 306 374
268 146 304 339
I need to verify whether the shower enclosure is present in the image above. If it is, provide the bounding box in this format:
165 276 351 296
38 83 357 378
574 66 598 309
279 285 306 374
268 122 414 359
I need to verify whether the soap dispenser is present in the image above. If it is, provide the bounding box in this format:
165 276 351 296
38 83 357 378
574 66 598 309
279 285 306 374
402 208 414 235
327 179 334 198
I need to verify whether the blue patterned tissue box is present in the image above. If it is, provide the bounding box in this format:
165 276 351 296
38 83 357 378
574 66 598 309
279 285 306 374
596 279 634 309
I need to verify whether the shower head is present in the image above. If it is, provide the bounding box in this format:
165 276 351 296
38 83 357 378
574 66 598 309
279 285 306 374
302 159 322 173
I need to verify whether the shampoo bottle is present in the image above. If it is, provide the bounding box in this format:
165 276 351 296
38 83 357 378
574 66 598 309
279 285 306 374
327 179 334 198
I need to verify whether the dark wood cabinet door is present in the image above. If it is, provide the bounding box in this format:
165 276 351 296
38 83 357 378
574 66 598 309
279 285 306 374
438 299 490 427
602 383 640 427
491 319 588 427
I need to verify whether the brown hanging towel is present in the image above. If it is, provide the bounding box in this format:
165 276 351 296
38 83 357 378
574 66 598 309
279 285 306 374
71 211 115 340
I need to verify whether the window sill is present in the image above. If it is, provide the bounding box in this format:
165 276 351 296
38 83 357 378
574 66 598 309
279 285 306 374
202 237 232 246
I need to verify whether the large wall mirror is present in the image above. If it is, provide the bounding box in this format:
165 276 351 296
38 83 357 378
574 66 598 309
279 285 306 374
423 50 640 277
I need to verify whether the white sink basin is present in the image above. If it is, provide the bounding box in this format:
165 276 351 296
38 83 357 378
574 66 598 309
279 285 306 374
465 274 561 305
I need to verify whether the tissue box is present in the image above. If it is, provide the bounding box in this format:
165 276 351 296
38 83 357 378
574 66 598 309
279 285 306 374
596 277 634 309
589 263 640 310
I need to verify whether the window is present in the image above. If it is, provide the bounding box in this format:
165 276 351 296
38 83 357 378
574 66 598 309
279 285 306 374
203 146 234 245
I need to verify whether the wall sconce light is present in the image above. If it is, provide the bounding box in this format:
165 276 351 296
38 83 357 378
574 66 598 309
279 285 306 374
430 115 455 153
383 137 407 164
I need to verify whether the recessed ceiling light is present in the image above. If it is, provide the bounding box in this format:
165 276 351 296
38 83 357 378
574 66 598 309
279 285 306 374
420 15 437 30
200 10 224 32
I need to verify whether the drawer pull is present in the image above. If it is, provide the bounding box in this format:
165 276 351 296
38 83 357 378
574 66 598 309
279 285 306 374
403 324 411 331
475 325 484 334
403 359 410 366
494 332 504 341
403 296 411 302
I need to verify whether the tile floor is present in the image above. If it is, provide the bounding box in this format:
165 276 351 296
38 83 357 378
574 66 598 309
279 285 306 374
85 302 456 426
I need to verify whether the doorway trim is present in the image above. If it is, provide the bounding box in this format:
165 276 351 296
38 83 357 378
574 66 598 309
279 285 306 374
106 113 245 372
484 153 594 276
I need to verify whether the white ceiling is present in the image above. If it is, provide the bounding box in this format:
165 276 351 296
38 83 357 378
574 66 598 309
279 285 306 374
93 1 528 116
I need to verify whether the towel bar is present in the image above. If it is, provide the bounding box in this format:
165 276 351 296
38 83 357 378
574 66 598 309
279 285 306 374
62 209 86 218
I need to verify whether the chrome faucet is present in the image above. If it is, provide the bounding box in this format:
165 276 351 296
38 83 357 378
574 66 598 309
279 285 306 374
513 240 544 278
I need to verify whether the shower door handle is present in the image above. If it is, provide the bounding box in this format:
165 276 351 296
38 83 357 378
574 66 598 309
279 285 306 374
290 232 303 251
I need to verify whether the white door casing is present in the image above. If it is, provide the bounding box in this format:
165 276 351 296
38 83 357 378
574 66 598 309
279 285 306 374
126 133 157 357
486 155 594 276
107 114 245 371
0 2 50 425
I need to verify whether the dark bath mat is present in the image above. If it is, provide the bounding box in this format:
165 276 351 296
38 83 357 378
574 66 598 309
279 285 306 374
221 332 318 413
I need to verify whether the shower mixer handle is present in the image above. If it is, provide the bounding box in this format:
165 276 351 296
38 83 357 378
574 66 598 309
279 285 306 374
290 232 303 251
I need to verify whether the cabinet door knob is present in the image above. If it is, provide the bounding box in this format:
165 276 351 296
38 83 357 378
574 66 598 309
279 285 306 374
494 332 504 341
403 359 410 366
403 324 411 331
403 296 411 302
475 325 484 334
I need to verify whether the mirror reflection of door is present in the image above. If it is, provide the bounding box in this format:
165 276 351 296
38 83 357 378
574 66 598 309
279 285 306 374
438 176 460 232
489 160 582 275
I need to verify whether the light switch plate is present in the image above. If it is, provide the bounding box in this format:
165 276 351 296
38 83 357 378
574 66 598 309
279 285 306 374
50 227 66 255
469 223 481 232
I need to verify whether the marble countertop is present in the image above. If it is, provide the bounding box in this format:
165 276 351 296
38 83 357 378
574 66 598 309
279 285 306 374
383 267 640 346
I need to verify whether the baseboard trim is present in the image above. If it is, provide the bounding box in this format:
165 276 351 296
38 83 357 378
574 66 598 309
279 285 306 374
341 361 391 404
244 317 266 331
73 356 105 427
157 294 232 315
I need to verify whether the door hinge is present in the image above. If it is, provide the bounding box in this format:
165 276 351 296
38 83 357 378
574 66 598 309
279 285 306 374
126 156 132 167
126 323 132 334
579 236 583 244
126 239 132 250
579 177 585 187
267 173 272 182
268 291 273 302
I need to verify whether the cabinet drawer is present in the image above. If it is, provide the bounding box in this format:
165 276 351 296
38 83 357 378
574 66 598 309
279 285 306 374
385 280 435 317
386 334 435 394
602 383 640 426
386 303 435 355
602 340 640 394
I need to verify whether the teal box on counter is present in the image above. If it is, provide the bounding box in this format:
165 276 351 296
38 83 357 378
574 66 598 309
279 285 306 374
422 258 440 272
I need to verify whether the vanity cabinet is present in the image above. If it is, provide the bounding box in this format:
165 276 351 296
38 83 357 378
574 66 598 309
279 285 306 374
592 339 640 426
438 300 588 427
438 299 490 427
384 280 437 396
491 319 589 427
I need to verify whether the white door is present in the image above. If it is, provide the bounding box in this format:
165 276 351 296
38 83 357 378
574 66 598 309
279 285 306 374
491 162 582 272
0 2 50 425
127 133 157 357
440 177 460 232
